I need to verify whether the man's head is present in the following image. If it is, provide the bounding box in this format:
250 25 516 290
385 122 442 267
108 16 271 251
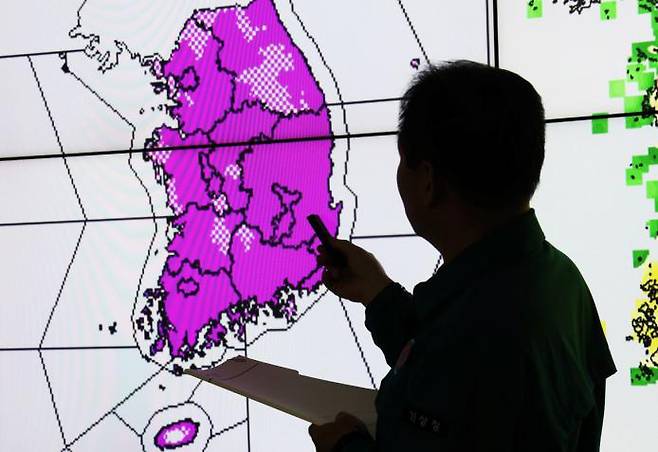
396 60 545 239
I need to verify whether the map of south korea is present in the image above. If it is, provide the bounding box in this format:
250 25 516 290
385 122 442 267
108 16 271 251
135 0 341 364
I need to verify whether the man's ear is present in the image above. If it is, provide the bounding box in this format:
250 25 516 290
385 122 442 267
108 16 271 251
419 160 444 207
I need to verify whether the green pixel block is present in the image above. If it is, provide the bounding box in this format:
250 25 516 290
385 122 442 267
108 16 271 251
629 148 658 186
609 79 625 98
600 1 617 20
648 146 658 163
646 180 658 198
633 154 652 173
631 367 658 386
632 41 656 61
633 249 650 268
647 219 658 238
652 11 658 37
592 113 609 134
627 63 646 81
527 0 542 18
639 0 654 14
627 168 644 185
648 57 658 72
637 71 655 90
624 96 652 128
648 181 658 211
624 95 645 113
626 114 653 129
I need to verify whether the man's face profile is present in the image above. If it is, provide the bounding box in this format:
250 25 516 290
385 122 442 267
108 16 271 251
396 142 434 236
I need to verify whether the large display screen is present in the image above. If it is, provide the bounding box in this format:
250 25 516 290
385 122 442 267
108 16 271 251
0 1 655 450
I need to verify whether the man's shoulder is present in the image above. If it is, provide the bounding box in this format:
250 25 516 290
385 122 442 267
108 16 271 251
466 239 594 338
475 239 588 301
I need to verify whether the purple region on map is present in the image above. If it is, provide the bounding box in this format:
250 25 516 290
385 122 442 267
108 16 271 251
137 0 340 361
154 418 199 450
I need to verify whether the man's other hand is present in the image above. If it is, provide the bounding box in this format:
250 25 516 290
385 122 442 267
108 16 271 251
316 238 392 305
308 412 370 452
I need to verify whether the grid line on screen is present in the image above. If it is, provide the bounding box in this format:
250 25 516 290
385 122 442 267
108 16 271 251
27 55 87 219
338 298 378 389
210 418 249 440
492 0 500 67
0 129 399 163
0 108 654 164
63 363 170 449
113 411 141 437
1 345 140 352
486 0 492 66
0 206 422 240
38 349 67 447
0 48 85 60
396 0 430 66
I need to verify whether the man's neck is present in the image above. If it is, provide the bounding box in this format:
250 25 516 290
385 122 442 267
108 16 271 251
423 202 531 264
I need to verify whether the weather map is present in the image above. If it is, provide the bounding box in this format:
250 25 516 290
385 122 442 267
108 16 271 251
2 1 657 451
133 0 340 370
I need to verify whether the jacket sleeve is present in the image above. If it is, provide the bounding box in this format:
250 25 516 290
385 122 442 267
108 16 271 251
574 379 606 452
364 282 416 368
332 431 376 452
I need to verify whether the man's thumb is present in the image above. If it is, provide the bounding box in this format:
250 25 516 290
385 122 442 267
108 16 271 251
329 238 353 254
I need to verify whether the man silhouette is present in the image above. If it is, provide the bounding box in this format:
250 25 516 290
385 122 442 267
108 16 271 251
308 61 616 452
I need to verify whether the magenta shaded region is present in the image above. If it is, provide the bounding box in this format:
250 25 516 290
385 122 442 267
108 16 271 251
162 23 231 133
154 418 199 450
160 263 239 357
208 103 279 144
230 226 320 305
151 128 213 215
212 0 325 113
205 146 251 212
244 110 340 245
174 67 234 134
144 0 340 360
167 206 243 274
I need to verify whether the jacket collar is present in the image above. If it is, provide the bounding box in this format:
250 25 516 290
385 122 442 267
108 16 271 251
412 208 545 325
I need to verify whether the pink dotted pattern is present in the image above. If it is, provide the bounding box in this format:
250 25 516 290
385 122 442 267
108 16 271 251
180 91 195 107
195 9 219 29
235 7 266 42
166 177 183 214
210 217 231 255
237 43 297 114
224 163 241 180
236 225 255 252
151 149 172 166
212 194 229 215
180 19 211 60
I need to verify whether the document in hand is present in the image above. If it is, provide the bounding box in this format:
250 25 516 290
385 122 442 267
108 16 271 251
185 356 378 436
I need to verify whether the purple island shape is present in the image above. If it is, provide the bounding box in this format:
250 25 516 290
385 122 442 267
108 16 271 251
138 0 340 362
154 418 200 450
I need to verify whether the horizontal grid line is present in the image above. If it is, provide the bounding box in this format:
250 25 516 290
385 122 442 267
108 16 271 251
0 48 86 60
0 214 172 228
0 212 417 240
0 345 139 352
544 110 653 124
326 96 403 107
352 233 417 240
0 130 399 163
0 109 654 164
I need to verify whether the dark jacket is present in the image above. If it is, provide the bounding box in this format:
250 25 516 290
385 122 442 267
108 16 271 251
338 209 616 451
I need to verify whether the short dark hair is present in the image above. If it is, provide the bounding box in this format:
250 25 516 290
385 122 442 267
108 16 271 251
398 60 545 208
